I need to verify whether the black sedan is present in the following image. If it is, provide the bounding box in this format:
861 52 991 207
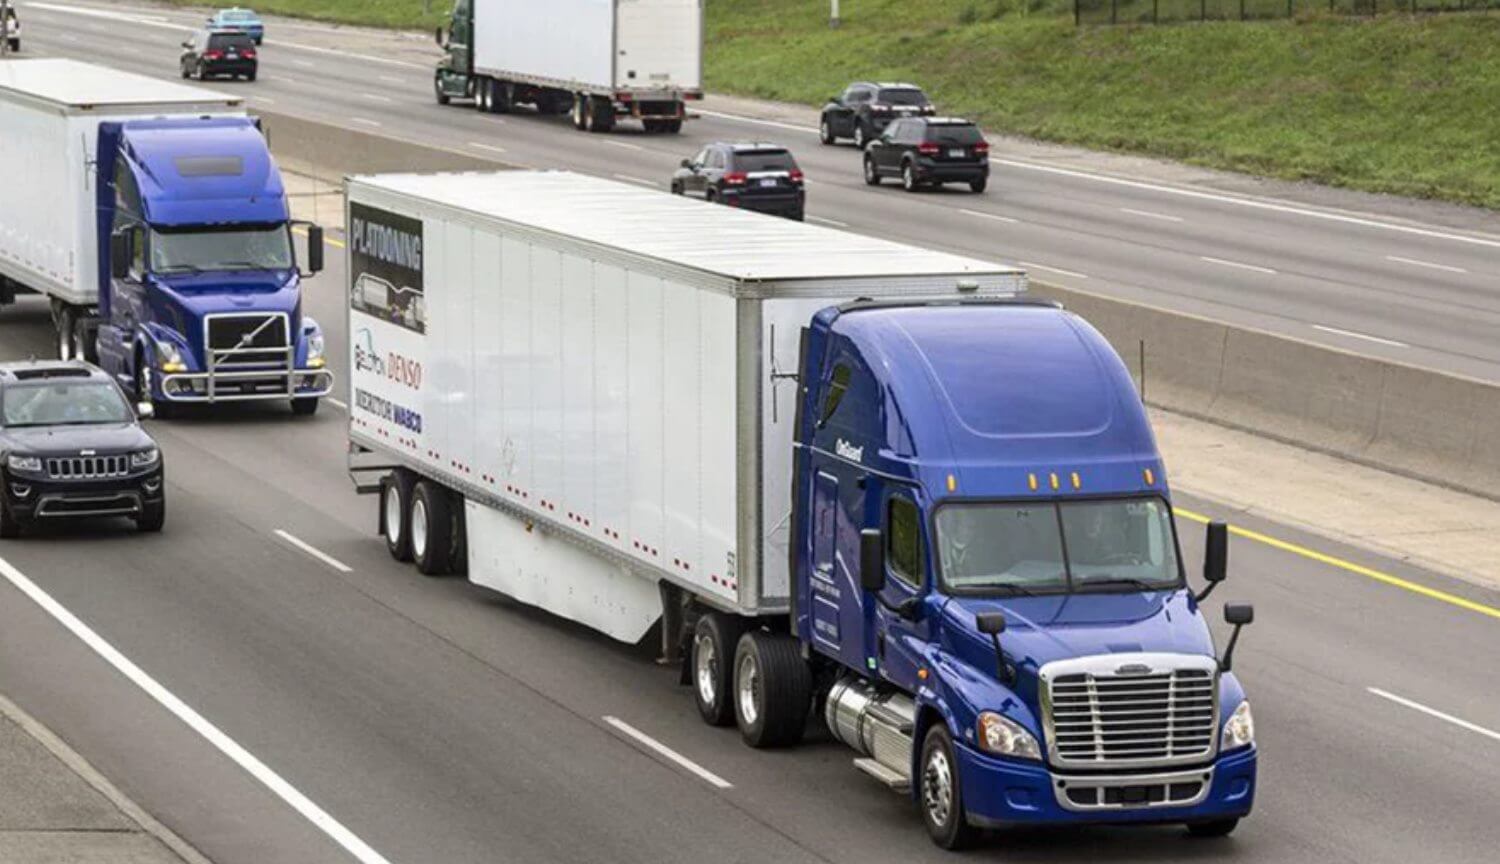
671 142 806 221
180 28 258 81
0 362 164 536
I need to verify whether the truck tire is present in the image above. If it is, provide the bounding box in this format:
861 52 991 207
382 470 416 562
664 117 682 134
1187 819 1239 838
434 75 450 105
493 80 513 114
732 630 811 748
475 78 491 112
56 306 75 360
135 498 166 533
691 612 745 727
134 351 173 420
290 397 319 416
72 316 97 364
411 479 454 576
920 724 979 850
587 96 614 133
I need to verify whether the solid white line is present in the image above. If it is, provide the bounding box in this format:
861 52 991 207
274 530 354 574
349 117 383 128
807 215 848 228
1019 260 1089 280
251 96 277 105
602 716 732 789
326 397 348 411
602 140 643 151
0 554 393 864
1311 324 1409 348
612 174 656 187
467 142 507 154
1121 207 1183 223
291 59 315 68
1368 688 1500 744
1385 255 1468 275
360 93 394 104
1200 255 1276 275
959 208 1019 224
377 75 404 85
271 39 428 70
695 108 818 135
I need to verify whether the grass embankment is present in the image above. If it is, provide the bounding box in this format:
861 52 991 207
167 0 441 29
185 1 1500 207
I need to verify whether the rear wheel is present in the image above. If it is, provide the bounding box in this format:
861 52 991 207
571 93 587 130
382 470 415 562
733 631 812 748
586 96 614 133
493 80 513 114
691 612 744 726
920 724 979 850
1187 819 1240 838
970 176 988 194
72 316 97 364
863 156 881 186
663 118 683 134
246 69 257 82
411 480 455 576
853 121 868 149
475 78 491 112
902 162 920 193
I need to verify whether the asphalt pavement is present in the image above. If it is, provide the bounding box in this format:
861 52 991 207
15 0 1500 382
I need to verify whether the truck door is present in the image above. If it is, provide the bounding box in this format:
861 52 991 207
447 0 473 75
873 488 930 692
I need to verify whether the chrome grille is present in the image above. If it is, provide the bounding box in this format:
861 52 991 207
1043 655 1218 769
46 455 130 480
206 313 291 369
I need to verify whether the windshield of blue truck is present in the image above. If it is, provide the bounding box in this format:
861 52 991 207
2 382 133 428
935 498 1181 595
150 225 293 274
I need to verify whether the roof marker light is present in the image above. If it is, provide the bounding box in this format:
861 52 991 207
1027 473 1038 491
1070 472 1081 490
946 474 957 492
1049 472 1060 491
1144 467 1156 486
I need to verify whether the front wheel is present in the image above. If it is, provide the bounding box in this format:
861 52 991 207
1187 819 1240 838
732 630 811 748
290 397 318 416
135 499 165 533
0 499 23 539
863 156 881 186
920 724 979 850
434 75 451 105
819 116 835 145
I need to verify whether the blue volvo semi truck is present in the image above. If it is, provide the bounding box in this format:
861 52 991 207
0 60 330 415
346 171 1257 848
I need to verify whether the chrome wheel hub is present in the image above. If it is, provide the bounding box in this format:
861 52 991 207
736 652 760 727
694 634 718 706
411 496 428 557
385 484 403 545
924 746 954 828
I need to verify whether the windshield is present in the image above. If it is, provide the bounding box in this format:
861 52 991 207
2 382 133 428
151 225 293 273
936 498 1182 595
878 88 929 106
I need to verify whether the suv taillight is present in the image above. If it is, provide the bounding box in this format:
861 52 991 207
973 141 990 154
871 104 891 113
723 171 748 186
789 169 805 184
917 142 940 155
242 49 256 59
203 50 224 60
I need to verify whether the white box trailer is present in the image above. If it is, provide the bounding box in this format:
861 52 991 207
437 0 701 132
345 171 1026 642
0 59 243 308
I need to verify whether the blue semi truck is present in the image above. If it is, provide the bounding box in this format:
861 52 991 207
0 59 330 415
348 172 1257 848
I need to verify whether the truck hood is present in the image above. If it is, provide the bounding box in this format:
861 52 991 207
1 423 155 457
940 590 1215 677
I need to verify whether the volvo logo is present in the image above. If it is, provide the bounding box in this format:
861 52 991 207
1114 663 1154 676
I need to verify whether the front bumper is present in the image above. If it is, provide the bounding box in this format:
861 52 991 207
957 744 1256 828
158 368 334 403
4 469 164 521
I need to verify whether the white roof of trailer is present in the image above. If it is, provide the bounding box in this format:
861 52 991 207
350 171 1023 284
0 59 243 110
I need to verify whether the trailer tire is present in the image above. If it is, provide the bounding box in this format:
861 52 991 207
411 479 454 576
733 631 811 748
382 470 416 562
691 613 745 727
72 316 97 364
1186 819 1239 838
587 96 614 133
920 724 980 850
493 80 513 114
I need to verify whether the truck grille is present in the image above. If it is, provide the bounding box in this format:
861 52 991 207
46 455 130 480
206 313 290 369
1043 656 1218 768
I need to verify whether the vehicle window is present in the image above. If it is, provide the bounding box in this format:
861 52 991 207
150 224 293 273
114 158 142 219
926 124 983 146
888 496 924 587
899 122 924 145
877 88 930 107
129 226 146 278
1 382 132 428
820 363 850 425
733 150 795 172
708 150 725 170
692 148 710 166
846 87 871 104
1059 498 1180 591
883 121 904 140
209 33 253 49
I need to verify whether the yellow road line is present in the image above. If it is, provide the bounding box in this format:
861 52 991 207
1174 507 1500 621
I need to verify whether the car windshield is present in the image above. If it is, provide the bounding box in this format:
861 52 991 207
935 498 1182 595
733 151 797 172
926 124 983 145
151 225 292 273
208 33 254 49
226 11 256 21
2 382 133 428
878 88 929 106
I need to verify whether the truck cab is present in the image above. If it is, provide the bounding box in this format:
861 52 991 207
93 117 331 415
791 299 1256 847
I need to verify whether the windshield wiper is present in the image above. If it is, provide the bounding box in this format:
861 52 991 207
217 261 277 270
156 264 203 274
980 583 1038 598
1078 576 1168 592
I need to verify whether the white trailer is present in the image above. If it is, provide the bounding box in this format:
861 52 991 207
347 170 1026 644
0 59 242 348
436 0 702 132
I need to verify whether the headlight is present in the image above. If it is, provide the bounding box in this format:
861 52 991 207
156 340 185 372
6 454 42 473
1221 701 1254 751
130 448 160 469
977 711 1041 761
305 331 325 367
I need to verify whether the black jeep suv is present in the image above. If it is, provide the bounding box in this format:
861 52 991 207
0 362 164 536
671 142 806 220
820 82 935 149
863 117 990 193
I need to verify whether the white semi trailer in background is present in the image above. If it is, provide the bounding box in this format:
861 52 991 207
432 0 702 133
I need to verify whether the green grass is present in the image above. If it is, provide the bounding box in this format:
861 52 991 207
185 1 1500 207
170 1 443 29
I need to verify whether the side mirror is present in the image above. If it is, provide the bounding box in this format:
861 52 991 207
110 231 130 280
181 40 192 49
136 402 155 420
976 613 1006 635
306 224 324 274
680 158 692 169
975 612 1014 685
1219 603 1254 672
1195 520 1228 602
859 528 885 594
830 96 842 105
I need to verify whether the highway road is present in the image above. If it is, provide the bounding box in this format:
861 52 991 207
14 0 1500 382
0 4 1497 864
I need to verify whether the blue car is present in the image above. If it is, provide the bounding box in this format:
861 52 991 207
207 7 263 45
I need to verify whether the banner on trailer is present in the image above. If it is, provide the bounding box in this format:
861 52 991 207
349 202 425 335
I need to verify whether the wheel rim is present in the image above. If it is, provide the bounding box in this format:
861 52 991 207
411 496 429 558
904 166 915 189
694 633 718 707
736 651 760 727
923 745 955 829
385 484 403 545
73 329 87 360
865 159 875 182
854 126 865 148
137 364 151 403
820 121 830 141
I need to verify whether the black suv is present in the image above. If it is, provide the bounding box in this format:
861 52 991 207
820 82 935 149
180 28 258 81
671 142 806 220
863 117 990 193
0 362 164 537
